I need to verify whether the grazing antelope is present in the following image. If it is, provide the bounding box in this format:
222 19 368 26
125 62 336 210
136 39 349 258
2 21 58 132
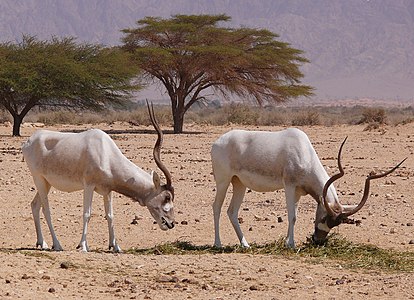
22 103 174 252
211 128 405 248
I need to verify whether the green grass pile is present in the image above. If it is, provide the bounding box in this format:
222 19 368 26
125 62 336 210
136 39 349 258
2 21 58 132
126 234 414 272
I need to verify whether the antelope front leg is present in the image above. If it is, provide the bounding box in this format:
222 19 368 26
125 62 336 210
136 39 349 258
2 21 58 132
104 192 121 253
284 186 300 249
77 185 94 252
34 177 63 251
212 180 231 248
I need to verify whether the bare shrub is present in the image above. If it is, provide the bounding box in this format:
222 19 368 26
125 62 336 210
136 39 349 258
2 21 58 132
36 111 81 125
122 106 172 126
291 111 320 126
394 117 414 125
388 106 414 125
363 122 381 131
358 108 388 124
225 103 260 125
186 108 228 126
257 109 286 126
0 110 12 123
19 103 413 129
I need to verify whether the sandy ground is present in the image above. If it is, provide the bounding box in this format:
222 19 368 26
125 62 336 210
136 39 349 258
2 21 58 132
0 121 413 299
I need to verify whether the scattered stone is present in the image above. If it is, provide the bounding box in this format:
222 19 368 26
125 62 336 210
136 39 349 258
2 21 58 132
41 275 51 280
194 218 200 223
277 216 283 223
254 215 262 221
181 220 188 225
48 287 56 293
182 278 199 285
409 240 414 245
157 275 179 283
60 261 72 269
407 222 413 227
390 228 396 234
108 280 119 287
238 217 244 224
131 215 142 225
21 274 30 280
248 227 253 231
336 279 346 285
5 279 11 284
249 285 259 291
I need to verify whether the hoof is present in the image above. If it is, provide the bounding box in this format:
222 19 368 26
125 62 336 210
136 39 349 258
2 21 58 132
109 245 122 253
76 243 89 252
36 241 49 250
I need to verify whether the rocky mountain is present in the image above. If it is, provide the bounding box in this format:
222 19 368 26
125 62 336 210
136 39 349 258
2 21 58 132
1 0 413 102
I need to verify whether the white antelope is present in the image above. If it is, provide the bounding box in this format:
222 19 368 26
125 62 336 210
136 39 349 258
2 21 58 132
211 128 405 248
22 103 174 252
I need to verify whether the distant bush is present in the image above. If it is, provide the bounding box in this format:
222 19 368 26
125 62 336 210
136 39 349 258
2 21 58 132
35 111 110 125
224 103 260 125
358 108 388 125
21 103 413 129
394 117 414 125
291 111 321 126
363 122 381 131
0 110 11 123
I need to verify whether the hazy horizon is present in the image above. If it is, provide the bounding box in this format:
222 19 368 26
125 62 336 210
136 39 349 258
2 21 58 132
1 0 413 103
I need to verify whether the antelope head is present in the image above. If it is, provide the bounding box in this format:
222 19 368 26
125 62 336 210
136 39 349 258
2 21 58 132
312 138 406 245
145 101 175 230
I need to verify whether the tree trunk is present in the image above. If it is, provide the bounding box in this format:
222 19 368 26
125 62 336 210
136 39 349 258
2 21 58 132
12 114 23 136
172 109 184 133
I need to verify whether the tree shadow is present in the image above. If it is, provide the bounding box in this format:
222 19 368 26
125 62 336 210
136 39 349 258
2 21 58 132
60 128 205 135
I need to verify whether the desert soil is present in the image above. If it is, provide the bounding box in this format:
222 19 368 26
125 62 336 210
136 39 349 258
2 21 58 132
0 121 413 299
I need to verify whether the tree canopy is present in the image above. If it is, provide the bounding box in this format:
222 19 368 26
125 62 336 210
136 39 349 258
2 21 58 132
0 36 140 136
122 14 313 133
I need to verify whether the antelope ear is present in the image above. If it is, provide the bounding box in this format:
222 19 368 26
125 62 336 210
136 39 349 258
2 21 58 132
151 171 161 189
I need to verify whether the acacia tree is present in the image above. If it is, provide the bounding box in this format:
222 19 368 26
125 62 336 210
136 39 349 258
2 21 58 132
122 14 313 133
0 36 140 136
